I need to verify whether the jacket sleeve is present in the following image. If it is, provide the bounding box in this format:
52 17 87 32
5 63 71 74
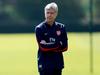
54 26 68 52
35 27 60 52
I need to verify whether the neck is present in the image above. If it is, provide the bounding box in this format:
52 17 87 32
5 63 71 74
48 22 54 26
45 20 54 26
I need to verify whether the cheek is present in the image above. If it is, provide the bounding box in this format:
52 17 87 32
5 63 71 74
53 13 57 17
53 14 57 19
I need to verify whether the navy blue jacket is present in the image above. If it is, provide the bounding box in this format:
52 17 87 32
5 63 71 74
35 21 68 72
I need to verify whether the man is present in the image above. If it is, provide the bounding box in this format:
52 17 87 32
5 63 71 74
35 2 68 75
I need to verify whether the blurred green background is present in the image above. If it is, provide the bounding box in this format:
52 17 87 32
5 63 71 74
0 0 100 75
0 0 100 32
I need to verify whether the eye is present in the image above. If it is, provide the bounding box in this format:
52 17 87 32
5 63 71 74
47 12 49 14
50 12 54 14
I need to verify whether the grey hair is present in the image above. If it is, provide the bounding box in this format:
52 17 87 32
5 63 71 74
44 2 58 13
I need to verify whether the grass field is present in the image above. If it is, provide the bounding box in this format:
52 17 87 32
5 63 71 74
0 32 100 75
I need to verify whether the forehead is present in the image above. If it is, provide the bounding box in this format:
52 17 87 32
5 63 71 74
45 8 56 13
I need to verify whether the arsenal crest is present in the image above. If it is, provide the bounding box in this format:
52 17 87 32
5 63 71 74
56 30 61 36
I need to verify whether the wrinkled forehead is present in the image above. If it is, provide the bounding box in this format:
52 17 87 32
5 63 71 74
45 8 56 13
45 8 57 13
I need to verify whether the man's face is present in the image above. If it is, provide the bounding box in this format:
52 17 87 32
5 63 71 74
45 8 57 23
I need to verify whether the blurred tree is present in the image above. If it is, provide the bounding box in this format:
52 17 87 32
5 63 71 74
95 0 100 17
0 0 99 32
94 0 100 24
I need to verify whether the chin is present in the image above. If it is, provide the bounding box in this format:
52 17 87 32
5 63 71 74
48 19 54 22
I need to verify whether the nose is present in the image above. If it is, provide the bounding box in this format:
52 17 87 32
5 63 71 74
48 13 51 17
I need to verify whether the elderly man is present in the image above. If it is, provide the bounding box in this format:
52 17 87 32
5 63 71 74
35 2 68 75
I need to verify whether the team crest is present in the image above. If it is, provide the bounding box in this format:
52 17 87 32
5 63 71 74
56 30 61 36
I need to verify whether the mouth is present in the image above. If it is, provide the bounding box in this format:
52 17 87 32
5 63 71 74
47 17 53 20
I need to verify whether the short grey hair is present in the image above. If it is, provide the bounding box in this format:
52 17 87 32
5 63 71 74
44 2 58 13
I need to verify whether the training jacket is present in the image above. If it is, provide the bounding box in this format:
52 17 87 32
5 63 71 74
35 21 68 72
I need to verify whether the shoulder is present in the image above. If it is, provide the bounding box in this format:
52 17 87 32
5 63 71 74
55 22 66 29
35 21 45 31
